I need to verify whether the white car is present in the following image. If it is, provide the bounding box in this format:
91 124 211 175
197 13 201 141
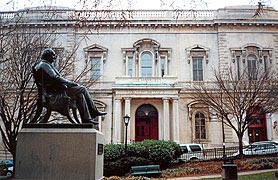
179 144 205 162
234 141 278 156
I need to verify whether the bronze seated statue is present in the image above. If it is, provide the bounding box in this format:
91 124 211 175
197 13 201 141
29 48 106 124
30 66 81 124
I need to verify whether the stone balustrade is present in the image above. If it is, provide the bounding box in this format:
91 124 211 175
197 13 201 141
1 6 278 26
114 76 178 87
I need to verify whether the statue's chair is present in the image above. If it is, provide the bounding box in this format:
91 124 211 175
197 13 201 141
29 66 81 124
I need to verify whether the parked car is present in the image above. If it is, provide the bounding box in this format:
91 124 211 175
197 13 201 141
233 141 278 156
1 166 13 177
0 160 13 167
179 144 205 162
0 160 14 177
252 141 278 146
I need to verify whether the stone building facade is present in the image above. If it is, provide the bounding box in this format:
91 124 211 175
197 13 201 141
1 5 278 148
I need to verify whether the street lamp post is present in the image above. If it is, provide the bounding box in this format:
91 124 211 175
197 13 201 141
221 114 226 158
123 114 130 157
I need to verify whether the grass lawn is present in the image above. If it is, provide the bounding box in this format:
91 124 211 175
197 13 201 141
202 171 277 180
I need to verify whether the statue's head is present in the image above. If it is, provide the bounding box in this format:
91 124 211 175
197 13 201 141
41 48 57 63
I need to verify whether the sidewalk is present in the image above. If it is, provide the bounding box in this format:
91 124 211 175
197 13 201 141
168 168 278 180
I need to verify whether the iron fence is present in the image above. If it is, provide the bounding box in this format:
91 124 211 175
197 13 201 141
179 146 278 162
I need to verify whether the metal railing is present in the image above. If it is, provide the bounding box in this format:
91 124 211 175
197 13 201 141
179 146 278 162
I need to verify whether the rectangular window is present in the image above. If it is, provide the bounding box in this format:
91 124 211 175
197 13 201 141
160 57 165 77
263 56 268 76
141 53 152 77
195 112 206 140
91 57 101 80
247 59 257 80
193 57 203 81
236 56 241 80
128 57 133 77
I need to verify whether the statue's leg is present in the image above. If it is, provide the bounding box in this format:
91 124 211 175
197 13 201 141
76 86 104 118
66 86 101 124
75 94 93 122
67 86 98 113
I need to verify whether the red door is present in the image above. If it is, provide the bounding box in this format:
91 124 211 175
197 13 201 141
247 112 267 143
135 104 158 142
248 128 265 143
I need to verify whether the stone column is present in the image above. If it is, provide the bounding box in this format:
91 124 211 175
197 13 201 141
266 114 273 140
163 98 170 140
172 98 180 143
98 116 102 132
114 98 122 143
124 98 131 143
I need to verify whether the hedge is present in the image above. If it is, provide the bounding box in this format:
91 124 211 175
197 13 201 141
104 140 181 176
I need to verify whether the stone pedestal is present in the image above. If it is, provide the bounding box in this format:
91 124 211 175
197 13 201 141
15 124 104 180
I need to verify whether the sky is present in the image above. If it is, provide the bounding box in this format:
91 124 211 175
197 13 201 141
0 0 277 11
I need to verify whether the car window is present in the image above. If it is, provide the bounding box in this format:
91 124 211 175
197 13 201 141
180 146 188 153
189 145 202 152
265 145 275 149
247 145 258 150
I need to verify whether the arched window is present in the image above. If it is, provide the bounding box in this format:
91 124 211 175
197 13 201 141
141 52 152 77
122 38 171 77
195 112 206 139
230 45 272 80
247 54 258 80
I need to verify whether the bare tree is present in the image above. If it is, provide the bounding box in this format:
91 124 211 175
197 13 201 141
0 0 136 164
0 9 94 163
192 67 278 155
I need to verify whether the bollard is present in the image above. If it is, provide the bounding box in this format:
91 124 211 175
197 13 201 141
221 159 238 180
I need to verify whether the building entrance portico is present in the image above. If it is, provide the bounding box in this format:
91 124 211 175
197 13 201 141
112 77 181 144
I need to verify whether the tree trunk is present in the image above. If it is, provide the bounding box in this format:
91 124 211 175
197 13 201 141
237 133 244 156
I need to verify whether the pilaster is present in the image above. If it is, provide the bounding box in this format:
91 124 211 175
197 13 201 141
124 98 131 143
172 98 180 143
218 32 229 75
114 98 122 143
163 97 170 140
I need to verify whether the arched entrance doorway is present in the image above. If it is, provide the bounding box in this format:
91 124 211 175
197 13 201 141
135 104 158 142
247 108 267 143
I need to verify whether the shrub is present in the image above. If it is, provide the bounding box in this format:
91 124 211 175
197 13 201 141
128 142 148 158
139 140 181 168
104 140 181 176
104 144 125 162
